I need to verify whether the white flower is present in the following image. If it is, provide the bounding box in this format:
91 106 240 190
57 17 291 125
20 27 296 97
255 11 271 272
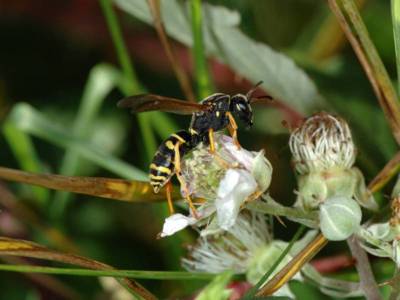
160 134 273 237
182 212 271 274
182 212 320 298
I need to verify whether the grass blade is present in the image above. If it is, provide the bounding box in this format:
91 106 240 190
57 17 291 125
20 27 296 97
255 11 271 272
53 64 122 217
99 0 140 93
0 166 179 203
1 257 82 300
0 236 156 300
2 122 49 206
0 264 216 280
6 103 147 180
190 0 212 99
392 0 400 94
254 231 327 298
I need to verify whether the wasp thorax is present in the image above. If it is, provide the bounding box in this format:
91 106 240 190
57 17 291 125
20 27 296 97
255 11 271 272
289 112 355 175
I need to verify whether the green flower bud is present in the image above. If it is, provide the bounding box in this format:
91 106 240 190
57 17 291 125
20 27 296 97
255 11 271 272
289 112 355 175
319 196 362 241
297 173 328 210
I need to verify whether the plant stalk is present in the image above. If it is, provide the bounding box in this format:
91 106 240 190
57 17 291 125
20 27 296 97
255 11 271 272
347 235 381 300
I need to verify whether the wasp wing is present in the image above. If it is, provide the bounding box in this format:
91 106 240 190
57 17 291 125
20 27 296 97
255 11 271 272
117 94 207 115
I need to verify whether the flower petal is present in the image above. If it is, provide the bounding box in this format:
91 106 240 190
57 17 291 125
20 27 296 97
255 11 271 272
216 169 257 230
160 213 197 237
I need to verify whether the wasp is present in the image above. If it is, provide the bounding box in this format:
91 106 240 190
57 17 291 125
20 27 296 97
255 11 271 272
118 81 271 217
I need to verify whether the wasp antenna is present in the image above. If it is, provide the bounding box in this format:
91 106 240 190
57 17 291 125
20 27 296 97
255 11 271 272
256 95 273 100
246 81 264 100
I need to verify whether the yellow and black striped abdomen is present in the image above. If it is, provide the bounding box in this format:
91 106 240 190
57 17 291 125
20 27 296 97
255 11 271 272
149 130 194 193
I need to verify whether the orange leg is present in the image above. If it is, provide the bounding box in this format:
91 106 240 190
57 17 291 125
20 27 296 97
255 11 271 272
208 128 215 154
226 112 241 149
165 181 174 215
174 142 199 218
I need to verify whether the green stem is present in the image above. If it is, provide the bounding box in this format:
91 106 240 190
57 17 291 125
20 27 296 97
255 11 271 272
392 0 400 94
247 195 319 224
190 0 212 99
99 0 140 94
99 0 156 161
0 264 216 280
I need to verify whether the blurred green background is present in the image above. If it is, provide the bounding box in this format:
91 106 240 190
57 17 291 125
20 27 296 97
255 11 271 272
0 0 398 299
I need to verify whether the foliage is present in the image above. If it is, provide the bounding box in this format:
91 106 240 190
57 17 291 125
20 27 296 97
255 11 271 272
0 0 399 299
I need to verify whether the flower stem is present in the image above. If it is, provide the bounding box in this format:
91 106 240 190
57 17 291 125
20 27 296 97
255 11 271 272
247 196 319 222
347 234 382 300
389 269 400 300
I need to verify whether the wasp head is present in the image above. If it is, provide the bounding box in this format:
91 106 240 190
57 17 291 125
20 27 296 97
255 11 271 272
231 94 253 128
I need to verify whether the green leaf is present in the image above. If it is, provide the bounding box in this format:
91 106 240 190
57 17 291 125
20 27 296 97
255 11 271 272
5 103 147 181
53 64 123 216
2 122 50 205
196 271 233 300
114 0 325 113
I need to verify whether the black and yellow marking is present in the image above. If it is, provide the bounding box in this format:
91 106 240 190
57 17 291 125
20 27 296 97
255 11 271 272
149 130 193 193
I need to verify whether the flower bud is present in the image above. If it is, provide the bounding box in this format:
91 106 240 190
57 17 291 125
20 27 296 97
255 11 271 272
289 112 355 175
290 113 377 215
319 196 362 241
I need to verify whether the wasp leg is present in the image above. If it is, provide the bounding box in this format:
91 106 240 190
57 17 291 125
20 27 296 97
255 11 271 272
226 112 241 149
165 181 174 215
174 142 199 218
208 128 215 154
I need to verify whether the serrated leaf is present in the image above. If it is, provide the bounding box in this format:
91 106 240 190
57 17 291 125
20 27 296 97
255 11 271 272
114 0 325 114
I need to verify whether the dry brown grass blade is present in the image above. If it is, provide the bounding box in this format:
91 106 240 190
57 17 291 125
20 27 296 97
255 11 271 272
147 0 196 102
255 233 328 297
328 0 400 145
0 166 180 203
1 256 81 300
0 236 157 300
0 183 79 253
368 151 400 193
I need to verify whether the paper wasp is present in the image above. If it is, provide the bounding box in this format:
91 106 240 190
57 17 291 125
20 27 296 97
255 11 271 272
118 81 271 217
